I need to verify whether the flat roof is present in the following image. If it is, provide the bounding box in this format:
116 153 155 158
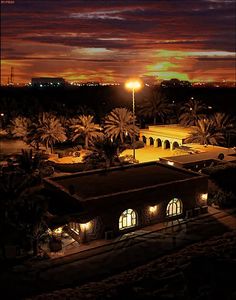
140 125 193 139
47 162 198 200
161 148 236 164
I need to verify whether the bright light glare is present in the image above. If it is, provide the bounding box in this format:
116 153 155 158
80 222 91 231
149 205 157 213
200 193 208 201
125 80 142 90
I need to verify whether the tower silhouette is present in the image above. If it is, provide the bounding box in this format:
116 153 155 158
10 67 14 85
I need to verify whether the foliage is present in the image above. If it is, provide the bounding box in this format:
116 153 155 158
185 118 225 146
26 120 42 150
179 99 206 126
120 154 139 164
10 116 31 141
16 149 42 175
70 115 102 149
84 137 121 168
37 112 67 153
208 189 236 208
202 163 236 195
0 129 8 137
123 140 145 149
49 161 85 173
0 167 48 257
104 108 139 144
16 192 49 256
211 112 236 146
138 89 171 124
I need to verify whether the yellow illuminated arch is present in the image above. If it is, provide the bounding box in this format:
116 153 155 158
119 208 137 230
166 198 183 217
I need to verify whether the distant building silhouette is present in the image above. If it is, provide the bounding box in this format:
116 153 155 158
161 78 192 88
31 77 66 87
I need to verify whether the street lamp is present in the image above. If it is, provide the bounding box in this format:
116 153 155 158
125 80 142 160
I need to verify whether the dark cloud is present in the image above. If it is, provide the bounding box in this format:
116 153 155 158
1 0 235 83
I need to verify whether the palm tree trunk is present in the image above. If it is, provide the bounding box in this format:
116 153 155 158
85 135 88 149
105 158 110 168
46 140 49 153
50 144 53 154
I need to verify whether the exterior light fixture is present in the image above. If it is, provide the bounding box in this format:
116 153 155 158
80 222 91 231
200 193 208 201
125 79 142 160
80 222 91 244
149 205 157 213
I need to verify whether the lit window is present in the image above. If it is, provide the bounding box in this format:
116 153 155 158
200 193 208 201
166 198 183 217
119 209 137 230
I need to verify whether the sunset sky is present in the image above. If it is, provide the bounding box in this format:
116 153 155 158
1 0 236 84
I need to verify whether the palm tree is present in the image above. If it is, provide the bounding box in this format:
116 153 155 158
10 116 31 141
104 108 139 144
211 112 236 146
89 137 120 168
27 121 42 150
185 118 225 146
18 192 48 256
37 113 67 153
0 168 47 257
138 89 171 124
179 99 206 126
16 149 41 175
70 115 102 149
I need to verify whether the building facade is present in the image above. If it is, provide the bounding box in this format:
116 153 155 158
44 162 208 243
139 125 193 150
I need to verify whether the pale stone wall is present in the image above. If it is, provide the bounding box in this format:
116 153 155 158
140 125 193 150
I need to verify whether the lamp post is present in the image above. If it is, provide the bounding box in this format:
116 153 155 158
125 80 142 160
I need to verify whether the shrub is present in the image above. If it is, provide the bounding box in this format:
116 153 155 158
120 155 139 164
50 161 85 173
122 141 145 150
202 163 236 194
134 140 145 149
208 189 236 208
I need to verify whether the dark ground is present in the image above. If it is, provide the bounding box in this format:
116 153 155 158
30 230 236 300
1 208 235 300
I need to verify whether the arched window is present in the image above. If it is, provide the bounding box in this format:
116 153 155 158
157 138 162 147
172 141 179 150
166 198 183 217
164 140 171 149
119 209 137 230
